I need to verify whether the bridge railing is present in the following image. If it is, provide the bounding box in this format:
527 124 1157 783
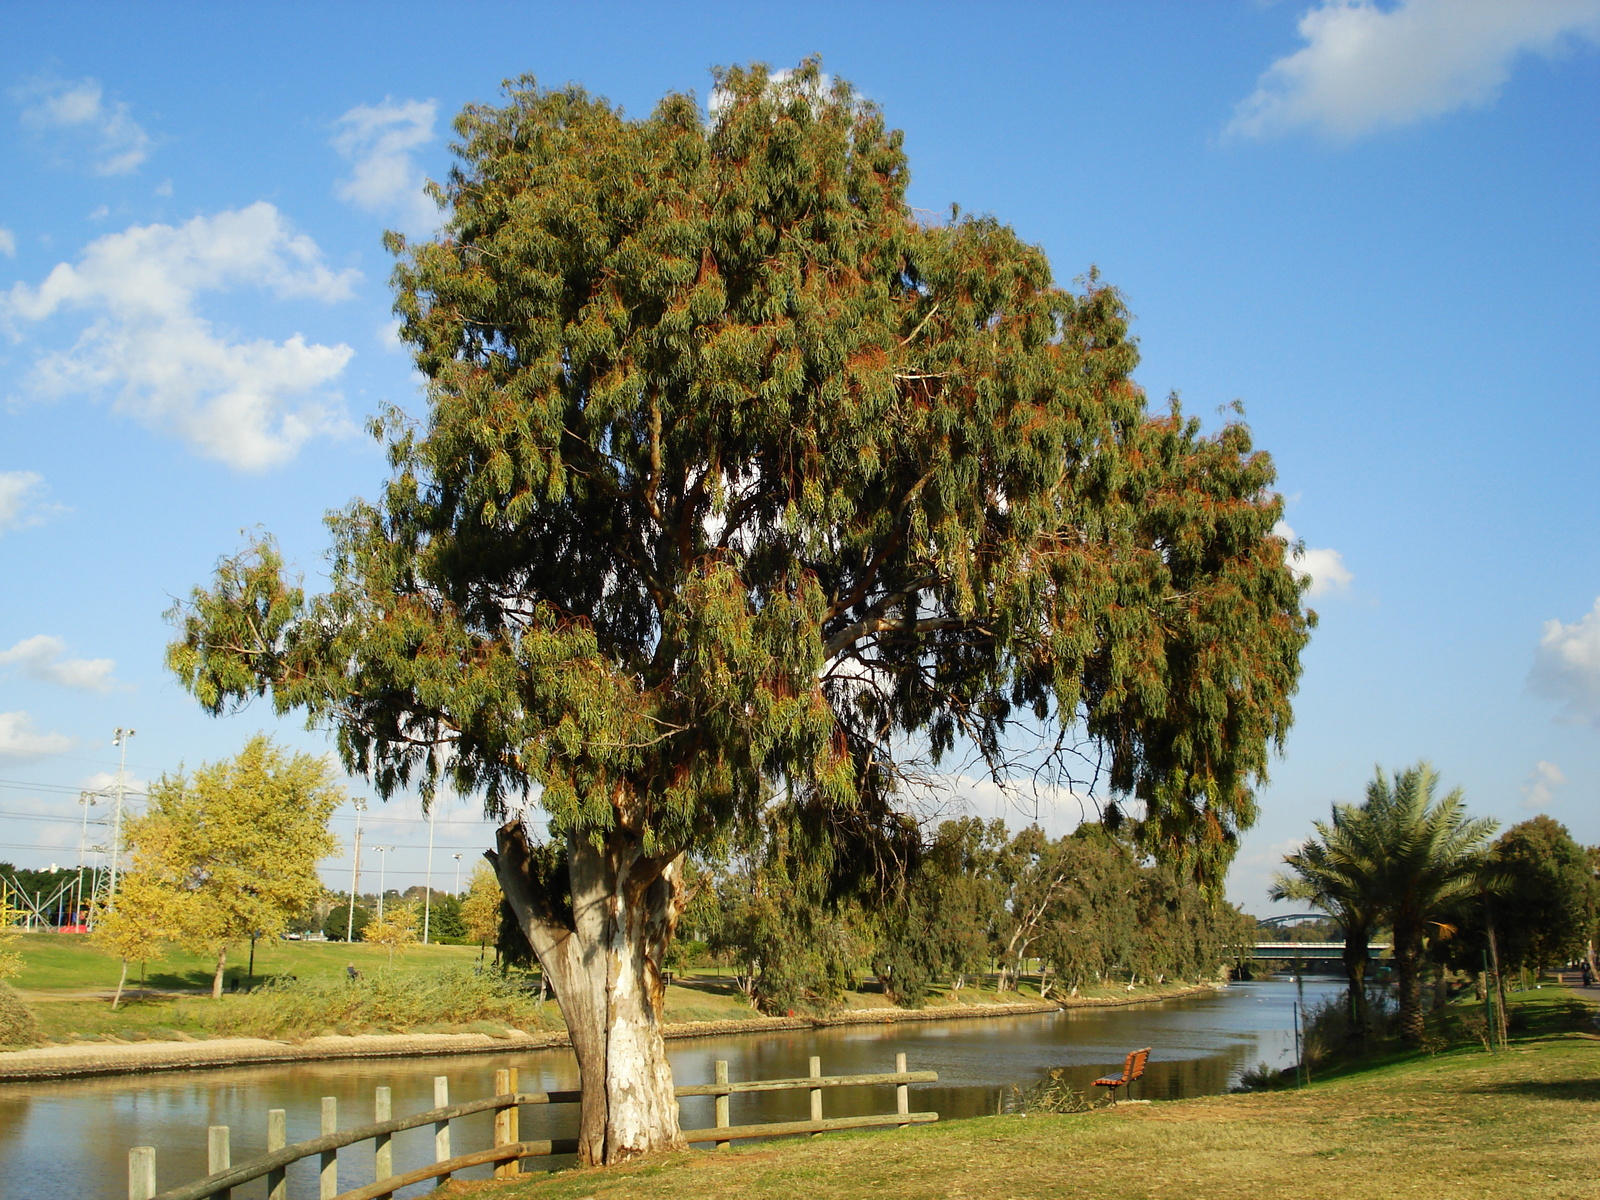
127 1054 938 1200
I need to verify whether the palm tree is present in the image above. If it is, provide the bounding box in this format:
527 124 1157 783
1363 763 1497 1045
1270 800 1387 1041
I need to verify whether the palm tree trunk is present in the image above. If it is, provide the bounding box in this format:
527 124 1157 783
1395 929 1425 1044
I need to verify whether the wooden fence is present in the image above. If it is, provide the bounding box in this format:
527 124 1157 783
128 1053 938 1200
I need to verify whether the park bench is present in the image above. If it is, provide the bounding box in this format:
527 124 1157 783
1092 1047 1151 1103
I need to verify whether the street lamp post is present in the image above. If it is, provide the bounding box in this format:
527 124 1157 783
375 847 392 920
347 799 365 942
423 810 436 945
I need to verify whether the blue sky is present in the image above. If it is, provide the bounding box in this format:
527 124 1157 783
1 1 1596 911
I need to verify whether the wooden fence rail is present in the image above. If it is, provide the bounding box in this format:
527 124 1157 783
129 1054 937 1200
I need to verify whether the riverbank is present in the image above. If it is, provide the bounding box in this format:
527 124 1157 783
466 988 1600 1200
0 981 1219 1082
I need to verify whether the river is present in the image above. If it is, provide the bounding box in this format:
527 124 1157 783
0 977 1344 1200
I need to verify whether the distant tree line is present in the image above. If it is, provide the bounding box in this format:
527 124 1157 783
679 815 1256 1015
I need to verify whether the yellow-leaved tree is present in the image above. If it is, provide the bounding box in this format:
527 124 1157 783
459 863 503 961
0 890 23 982
91 873 175 1009
126 735 342 998
362 900 420 967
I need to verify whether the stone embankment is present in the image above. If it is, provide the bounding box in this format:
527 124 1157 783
0 982 1220 1082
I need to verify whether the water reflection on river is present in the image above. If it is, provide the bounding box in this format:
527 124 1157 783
0 977 1343 1200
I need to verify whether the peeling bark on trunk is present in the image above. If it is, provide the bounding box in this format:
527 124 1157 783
113 959 129 1010
488 821 686 1166
211 946 227 1001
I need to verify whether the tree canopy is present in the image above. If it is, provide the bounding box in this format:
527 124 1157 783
125 735 342 998
166 60 1310 1162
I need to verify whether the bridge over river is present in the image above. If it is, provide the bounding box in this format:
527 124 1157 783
1249 941 1391 961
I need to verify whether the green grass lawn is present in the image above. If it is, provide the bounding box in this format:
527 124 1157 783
10 930 484 994
9 932 1208 1044
460 990 1600 1200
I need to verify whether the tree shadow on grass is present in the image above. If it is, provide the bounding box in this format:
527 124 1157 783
1458 1078 1600 1102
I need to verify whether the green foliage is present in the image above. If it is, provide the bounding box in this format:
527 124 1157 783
1277 762 1496 1046
165 58 1308 897
423 891 467 940
0 980 39 1047
1485 816 1594 974
323 903 372 942
1270 797 1390 1038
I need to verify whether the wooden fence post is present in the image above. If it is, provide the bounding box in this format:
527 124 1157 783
714 1060 731 1151
896 1053 909 1128
493 1067 523 1178
266 1110 287 1200
207 1125 231 1200
127 1146 155 1200
809 1056 823 1137
374 1086 393 1200
433 1076 451 1189
506 1067 520 1176
319 1096 338 1200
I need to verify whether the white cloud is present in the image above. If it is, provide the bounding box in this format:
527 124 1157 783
0 203 359 470
0 711 72 763
1274 521 1353 597
0 470 47 533
1227 0 1600 140
0 635 119 692
1530 597 1600 727
1518 760 1566 810
17 76 153 174
331 99 439 234
0 227 14 257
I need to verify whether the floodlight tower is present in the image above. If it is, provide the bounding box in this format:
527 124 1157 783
106 728 135 910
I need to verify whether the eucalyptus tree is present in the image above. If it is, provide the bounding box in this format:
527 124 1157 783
1363 763 1497 1044
166 61 1309 1162
1270 800 1388 1039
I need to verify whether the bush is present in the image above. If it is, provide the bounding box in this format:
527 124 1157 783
323 904 372 942
0 981 41 1048
201 967 551 1039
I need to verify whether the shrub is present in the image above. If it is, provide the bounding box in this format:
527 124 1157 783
0 981 41 1047
201 967 550 1038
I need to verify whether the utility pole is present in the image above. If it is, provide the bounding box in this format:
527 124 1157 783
452 853 462 893
423 808 436 945
107 728 135 911
346 798 365 942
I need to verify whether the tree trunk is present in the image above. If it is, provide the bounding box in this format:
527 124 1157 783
211 946 227 1000
1394 930 1424 1045
489 820 686 1166
1341 935 1370 1042
113 958 129 1010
